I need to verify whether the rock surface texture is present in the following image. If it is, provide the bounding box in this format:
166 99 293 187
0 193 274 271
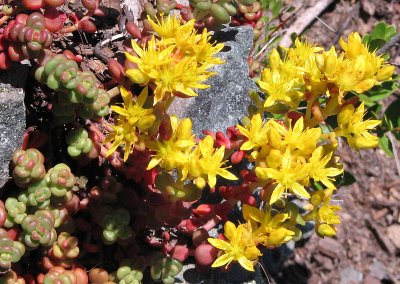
169 25 256 135
0 64 28 188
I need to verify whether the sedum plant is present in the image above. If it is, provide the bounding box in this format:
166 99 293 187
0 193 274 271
0 229 25 272
35 53 111 123
4 197 27 227
12 148 46 188
45 163 76 204
150 255 183 284
205 31 395 271
3 12 53 61
0 1 398 282
66 128 93 157
113 260 144 284
20 209 57 249
18 179 52 209
100 208 132 245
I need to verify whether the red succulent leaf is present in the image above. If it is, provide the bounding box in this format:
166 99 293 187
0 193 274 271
44 8 66 32
78 19 96 33
44 0 65 7
22 0 44 10
126 21 142 39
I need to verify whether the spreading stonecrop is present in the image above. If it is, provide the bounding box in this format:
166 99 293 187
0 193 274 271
0 1 397 280
103 15 393 275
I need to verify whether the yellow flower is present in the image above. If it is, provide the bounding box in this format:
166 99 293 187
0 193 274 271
258 67 304 108
208 221 261 272
304 189 341 237
105 86 155 161
334 102 381 150
193 29 225 68
308 146 343 189
125 15 224 103
105 118 139 162
149 56 211 102
258 50 305 108
255 148 310 204
287 38 324 66
282 117 321 155
147 15 194 41
194 135 237 188
147 116 196 171
242 204 295 248
236 113 270 151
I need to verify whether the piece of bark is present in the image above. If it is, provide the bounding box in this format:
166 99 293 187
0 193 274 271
279 0 336 47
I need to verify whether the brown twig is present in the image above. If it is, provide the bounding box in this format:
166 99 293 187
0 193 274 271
377 32 400 55
387 132 400 177
279 0 337 48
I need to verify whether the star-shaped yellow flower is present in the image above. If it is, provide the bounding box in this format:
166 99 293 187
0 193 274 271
334 102 381 150
208 221 261 272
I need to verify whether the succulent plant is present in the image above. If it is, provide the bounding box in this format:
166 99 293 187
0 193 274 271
66 128 93 157
50 207 69 228
83 88 111 118
20 209 57 249
4 197 27 228
100 209 132 245
35 53 110 123
187 0 255 26
18 179 52 209
0 201 6 228
0 270 26 284
12 148 46 188
150 255 183 284
45 163 76 204
0 229 25 272
47 232 79 268
88 268 112 283
42 266 88 284
115 260 143 284
22 0 65 10
3 12 53 61
155 171 201 202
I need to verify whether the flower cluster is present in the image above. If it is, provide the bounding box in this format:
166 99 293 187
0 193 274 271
105 86 155 161
147 121 237 189
125 15 224 103
207 32 392 272
238 114 343 204
105 15 236 189
258 33 394 109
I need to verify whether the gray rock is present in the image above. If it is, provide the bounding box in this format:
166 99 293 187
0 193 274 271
0 64 28 188
169 26 256 135
369 259 390 281
387 224 400 250
340 267 363 284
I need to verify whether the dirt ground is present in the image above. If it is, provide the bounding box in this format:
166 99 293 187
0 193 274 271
274 0 400 283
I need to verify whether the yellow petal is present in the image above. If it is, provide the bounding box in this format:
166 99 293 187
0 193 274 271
212 253 233 268
237 255 255 272
242 204 263 223
224 221 236 240
207 238 230 250
270 184 285 204
290 183 310 199
126 69 149 85
217 169 238 181
136 86 148 107
147 157 162 170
